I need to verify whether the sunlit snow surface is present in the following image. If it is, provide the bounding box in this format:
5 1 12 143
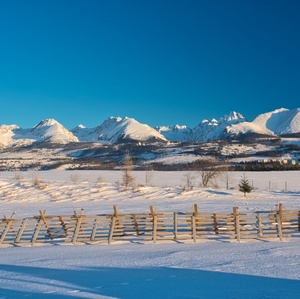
0 170 300 298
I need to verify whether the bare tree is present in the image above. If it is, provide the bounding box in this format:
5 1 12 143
145 165 153 187
194 158 221 188
183 171 195 191
122 153 135 189
219 159 231 190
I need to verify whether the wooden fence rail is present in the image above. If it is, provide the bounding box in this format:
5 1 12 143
0 204 299 247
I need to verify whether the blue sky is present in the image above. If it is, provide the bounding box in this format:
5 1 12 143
0 0 299 129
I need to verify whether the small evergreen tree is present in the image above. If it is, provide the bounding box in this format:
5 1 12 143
239 174 253 197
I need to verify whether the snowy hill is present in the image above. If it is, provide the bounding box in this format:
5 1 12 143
228 108 300 139
72 117 167 144
31 119 79 144
155 125 192 142
0 119 78 148
96 117 167 143
251 108 300 135
71 116 167 143
0 125 34 148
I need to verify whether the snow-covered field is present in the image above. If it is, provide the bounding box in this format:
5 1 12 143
1 170 300 298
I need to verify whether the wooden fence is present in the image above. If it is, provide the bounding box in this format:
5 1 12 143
1 204 299 247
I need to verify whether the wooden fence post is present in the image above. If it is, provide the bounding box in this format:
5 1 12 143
15 218 28 244
192 214 196 242
0 211 16 244
39 210 53 240
91 217 99 241
150 206 157 243
113 205 124 236
132 214 140 236
153 215 157 243
174 212 178 240
113 205 119 218
72 209 84 244
278 203 283 224
276 204 283 241
298 211 300 232
213 213 219 235
108 216 116 244
31 214 44 246
233 207 241 242
257 212 263 238
109 205 123 244
192 204 199 242
58 216 68 237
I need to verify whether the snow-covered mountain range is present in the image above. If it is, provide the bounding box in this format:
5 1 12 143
72 117 167 144
0 119 78 148
0 108 299 148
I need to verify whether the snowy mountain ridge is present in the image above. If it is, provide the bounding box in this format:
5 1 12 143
227 108 300 139
0 108 299 148
72 116 167 144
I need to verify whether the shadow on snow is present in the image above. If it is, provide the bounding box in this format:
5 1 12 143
0 264 300 298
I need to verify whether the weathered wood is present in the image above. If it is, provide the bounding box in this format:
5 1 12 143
213 213 219 234
256 212 263 238
72 209 84 244
132 214 140 236
278 203 283 224
192 215 196 242
15 218 29 243
39 210 53 240
1 206 300 247
108 217 116 244
153 215 157 243
113 205 119 218
150 206 156 217
91 217 100 241
1 211 17 242
276 211 283 241
0 214 15 244
233 207 241 242
193 204 200 231
58 216 68 237
174 212 178 240
31 218 43 245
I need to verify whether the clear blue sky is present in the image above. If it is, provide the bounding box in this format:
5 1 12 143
0 0 299 129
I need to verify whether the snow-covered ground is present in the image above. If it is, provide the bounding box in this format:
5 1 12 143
0 170 300 298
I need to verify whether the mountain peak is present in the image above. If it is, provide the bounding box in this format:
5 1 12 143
96 116 167 143
219 111 245 124
32 118 78 143
77 124 86 129
34 118 60 128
